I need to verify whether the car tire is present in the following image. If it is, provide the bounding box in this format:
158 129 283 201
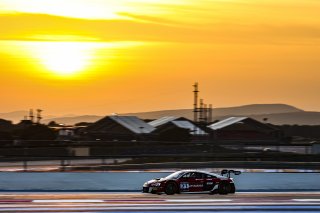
165 182 177 195
218 182 231 195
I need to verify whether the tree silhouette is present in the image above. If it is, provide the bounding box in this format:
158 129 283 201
20 124 56 140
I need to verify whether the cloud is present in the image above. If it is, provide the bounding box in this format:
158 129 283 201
0 13 207 42
0 12 320 45
116 12 181 26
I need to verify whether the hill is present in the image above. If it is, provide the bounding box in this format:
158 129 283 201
0 111 29 123
3 104 318 125
250 111 320 125
43 115 102 125
0 111 55 124
123 104 302 120
41 104 314 125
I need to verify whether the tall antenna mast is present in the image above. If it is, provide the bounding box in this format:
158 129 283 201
204 103 208 123
192 82 213 124
36 109 43 124
193 82 199 122
209 104 213 123
29 109 34 123
199 99 204 122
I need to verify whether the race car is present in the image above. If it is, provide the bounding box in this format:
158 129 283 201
142 169 241 195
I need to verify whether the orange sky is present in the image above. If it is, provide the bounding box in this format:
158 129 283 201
0 0 320 116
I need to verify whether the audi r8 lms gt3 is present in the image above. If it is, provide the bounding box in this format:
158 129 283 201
142 170 240 195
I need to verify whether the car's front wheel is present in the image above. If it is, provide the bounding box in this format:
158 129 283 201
218 182 232 195
165 182 177 195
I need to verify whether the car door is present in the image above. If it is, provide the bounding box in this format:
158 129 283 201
192 172 205 192
178 172 205 192
178 172 191 192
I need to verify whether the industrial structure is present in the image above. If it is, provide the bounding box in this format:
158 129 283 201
24 108 43 124
6 84 284 143
193 83 213 124
73 83 284 142
79 114 283 142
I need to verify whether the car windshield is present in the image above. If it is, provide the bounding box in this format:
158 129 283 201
164 171 185 180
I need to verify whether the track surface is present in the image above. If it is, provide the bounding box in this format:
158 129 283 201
0 192 320 212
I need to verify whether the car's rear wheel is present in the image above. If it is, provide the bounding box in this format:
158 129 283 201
165 182 177 195
218 182 232 195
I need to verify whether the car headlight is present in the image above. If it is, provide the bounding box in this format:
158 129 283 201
151 182 161 187
143 182 149 187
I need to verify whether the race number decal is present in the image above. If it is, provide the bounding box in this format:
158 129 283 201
180 182 189 190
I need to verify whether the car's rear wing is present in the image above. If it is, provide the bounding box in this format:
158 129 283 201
220 170 241 178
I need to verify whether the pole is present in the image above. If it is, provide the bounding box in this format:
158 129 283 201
193 83 199 122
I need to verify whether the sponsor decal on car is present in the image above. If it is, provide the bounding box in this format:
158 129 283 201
189 184 203 188
180 182 189 190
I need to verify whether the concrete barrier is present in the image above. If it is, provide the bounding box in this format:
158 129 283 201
0 172 319 192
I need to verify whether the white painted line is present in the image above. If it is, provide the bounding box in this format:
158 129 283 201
3 202 320 209
2 205 320 212
33 199 235 204
166 199 232 202
238 192 320 194
32 199 104 203
293 199 320 202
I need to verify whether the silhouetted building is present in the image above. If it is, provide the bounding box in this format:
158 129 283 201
15 119 33 130
83 116 156 141
0 119 14 131
208 117 282 141
149 116 188 127
150 117 208 141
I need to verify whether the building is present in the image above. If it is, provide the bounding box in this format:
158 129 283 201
150 116 208 141
83 116 156 141
208 117 282 141
312 143 320 154
57 128 75 140
149 116 188 128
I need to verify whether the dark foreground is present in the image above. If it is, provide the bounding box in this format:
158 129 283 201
0 192 320 212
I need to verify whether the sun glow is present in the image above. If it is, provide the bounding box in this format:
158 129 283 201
0 41 108 78
36 42 94 76
0 0 189 21
0 0 124 19
27 42 100 77
0 40 145 79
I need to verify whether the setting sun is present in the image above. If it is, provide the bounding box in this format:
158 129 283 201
34 42 94 77
0 40 145 80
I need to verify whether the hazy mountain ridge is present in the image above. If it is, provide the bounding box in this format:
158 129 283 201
123 104 302 119
0 111 56 124
0 111 29 123
249 111 320 125
2 104 319 125
43 115 102 125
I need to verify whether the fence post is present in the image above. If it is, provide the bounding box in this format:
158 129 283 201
23 161 27 172
102 158 106 165
60 160 65 171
